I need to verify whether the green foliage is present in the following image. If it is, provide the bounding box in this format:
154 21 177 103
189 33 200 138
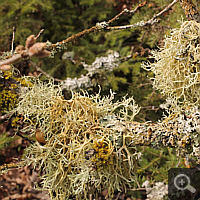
0 133 14 150
0 0 53 50
130 0 186 48
135 147 185 184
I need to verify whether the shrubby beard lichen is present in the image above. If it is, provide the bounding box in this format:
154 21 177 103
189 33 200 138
142 20 200 107
14 77 140 199
140 19 200 163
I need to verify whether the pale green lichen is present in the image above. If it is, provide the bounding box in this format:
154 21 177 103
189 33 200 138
142 20 200 106
14 78 140 199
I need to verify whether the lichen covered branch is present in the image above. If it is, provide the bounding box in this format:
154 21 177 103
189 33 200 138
6 77 199 199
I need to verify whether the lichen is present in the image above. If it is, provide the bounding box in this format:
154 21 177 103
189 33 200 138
0 70 33 113
14 78 140 199
142 20 200 107
0 71 18 113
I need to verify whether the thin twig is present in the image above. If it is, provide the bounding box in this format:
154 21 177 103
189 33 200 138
152 0 179 21
129 1 148 14
35 29 44 40
107 0 179 30
176 157 182 167
16 132 34 144
136 82 152 88
0 112 13 120
29 61 62 82
121 46 139 61
11 27 16 55
140 106 160 112
115 192 121 200
48 1 148 50
127 188 146 191
107 1 148 25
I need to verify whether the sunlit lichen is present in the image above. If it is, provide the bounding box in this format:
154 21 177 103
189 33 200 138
142 20 200 107
8 74 200 199
14 78 140 199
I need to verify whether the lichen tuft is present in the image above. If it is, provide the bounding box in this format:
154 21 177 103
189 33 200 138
14 78 140 199
142 20 200 106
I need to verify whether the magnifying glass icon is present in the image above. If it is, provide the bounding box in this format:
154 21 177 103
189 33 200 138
174 174 196 193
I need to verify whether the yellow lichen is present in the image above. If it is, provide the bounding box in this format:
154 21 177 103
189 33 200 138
91 139 112 169
0 70 33 113
0 71 18 112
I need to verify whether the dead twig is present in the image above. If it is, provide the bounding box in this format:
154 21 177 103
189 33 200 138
16 132 34 144
152 0 179 21
107 0 179 30
0 112 13 121
29 61 62 82
0 29 49 67
136 82 153 88
35 29 44 40
140 106 160 112
48 1 148 50
107 1 148 25
121 46 139 61
11 27 16 55
127 188 146 191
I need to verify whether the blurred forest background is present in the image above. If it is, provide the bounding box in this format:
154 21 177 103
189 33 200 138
0 0 195 199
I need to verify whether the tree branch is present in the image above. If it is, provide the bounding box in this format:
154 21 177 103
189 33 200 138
106 0 179 30
0 1 179 67
48 1 148 51
0 30 49 67
30 61 62 82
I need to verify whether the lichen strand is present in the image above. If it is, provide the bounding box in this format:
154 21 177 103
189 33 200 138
142 20 200 107
14 78 140 199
